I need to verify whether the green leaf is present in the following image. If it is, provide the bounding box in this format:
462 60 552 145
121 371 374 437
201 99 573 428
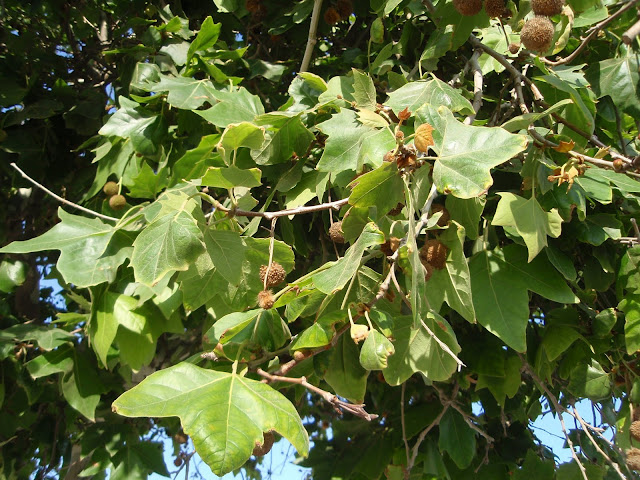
323 334 369 403
208 309 290 353
575 213 622 246
513 450 555 480
112 363 309 475
289 312 346 350
203 229 247 285
202 166 262 189
316 109 395 174
425 222 475 323
348 162 404 219
386 77 474 115
252 112 315 165
568 359 611 400
586 55 640 117
148 75 218 110
352 69 377 110
187 17 221 64
99 97 167 155
196 87 264 128
0 209 129 288
0 259 26 293
1 324 74 351
415 105 528 198
26 344 74 378
61 351 103 421
445 196 485 240
131 210 205 286
382 313 461 385
438 408 476 469
493 193 563 261
312 223 385 294
619 295 640 354
89 288 120 366
501 99 573 132
476 355 522 405
218 121 265 163
359 330 395 370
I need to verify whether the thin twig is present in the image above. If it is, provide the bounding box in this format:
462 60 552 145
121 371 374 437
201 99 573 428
407 403 449 471
300 0 323 73
9 163 118 222
544 0 640 65
571 403 626 480
212 197 348 220
256 368 378 421
420 318 465 369
623 18 640 44
521 358 588 480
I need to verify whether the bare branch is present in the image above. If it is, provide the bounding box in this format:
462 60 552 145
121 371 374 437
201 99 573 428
420 318 465 369
623 18 640 44
9 163 118 222
401 383 411 466
300 0 323 73
210 197 349 220
407 403 449 471
464 50 484 125
257 368 378 421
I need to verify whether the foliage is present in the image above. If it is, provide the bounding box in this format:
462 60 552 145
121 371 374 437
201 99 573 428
2 0 640 479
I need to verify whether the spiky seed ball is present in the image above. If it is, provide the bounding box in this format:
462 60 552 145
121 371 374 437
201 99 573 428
484 0 506 17
531 0 563 16
419 239 449 269
453 0 483 16
258 290 275 309
414 123 435 153
259 263 286 287
631 421 640 441
628 448 640 470
509 42 521 54
521 16 555 53
324 6 341 24
253 431 275 457
329 221 345 243
335 0 353 19
103 181 118 196
109 194 126 210
431 204 450 227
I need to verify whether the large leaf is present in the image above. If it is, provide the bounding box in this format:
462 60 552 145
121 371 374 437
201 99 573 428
207 308 290 353
323 334 369 403
586 55 640 117
493 193 563 261
252 112 315 165
348 161 405 219
203 228 247 285
382 313 461 385
438 408 476 469
131 210 205 286
196 87 264 128
415 105 528 198
0 209 130 288
386 77 474 115
148 75 218 110
112 363 309 475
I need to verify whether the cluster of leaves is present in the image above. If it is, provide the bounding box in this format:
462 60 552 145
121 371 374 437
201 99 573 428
3 0 640 479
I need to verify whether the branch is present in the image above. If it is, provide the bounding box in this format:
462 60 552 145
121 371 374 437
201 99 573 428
544 0 640 65
401 383 411 467
623 18 640 44
9 163 118 222
300 0 323 73
407 403 449 471
420 318 465 370
464 50 484 125
211 197 349 220
520 358 589 480
256 368 378 421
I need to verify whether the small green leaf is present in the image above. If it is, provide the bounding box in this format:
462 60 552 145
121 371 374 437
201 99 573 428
323 334 369 403
493 193 563 262
202 166 262 189
359 330 395 370
26 344 74 378
352 69 377 110
568 359 611 400
187 17 221 64
438 408 476 469
0 259 26 293
218 122 265 163
112 363 309 475
348 162 404 219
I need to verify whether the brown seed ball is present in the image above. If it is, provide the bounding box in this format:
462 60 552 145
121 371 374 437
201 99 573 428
521 16 555 54
431 204 450 227
631 421 640 441
324 6 341 25
388 203 404 216
613 159 625 171
257 290 275 309
335 0 353 19
253 431 275 457
329 221 345 243
259 263 286 287
484 0 506 17
531 0 563 16
509 42 521 54
453 0 483 16
628 448 640 470
419 239 449 270
103 181 118 197
109 194 127 211
174 457 183 467
414 123 435 153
